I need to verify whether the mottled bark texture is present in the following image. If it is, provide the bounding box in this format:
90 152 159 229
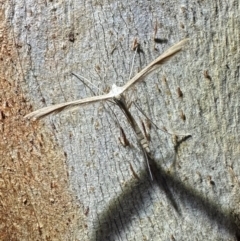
1 0 240 240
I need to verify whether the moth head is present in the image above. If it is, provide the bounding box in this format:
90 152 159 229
109 84 123 98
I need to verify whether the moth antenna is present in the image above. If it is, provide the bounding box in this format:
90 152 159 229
128 41 139 81
124 41 139 110
72 73 104 95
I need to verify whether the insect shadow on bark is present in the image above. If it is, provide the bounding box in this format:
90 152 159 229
91 157 240 241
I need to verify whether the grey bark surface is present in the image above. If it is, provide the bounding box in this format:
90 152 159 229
4 0 240 240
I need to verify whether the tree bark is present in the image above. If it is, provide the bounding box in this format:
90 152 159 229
1 0 240 240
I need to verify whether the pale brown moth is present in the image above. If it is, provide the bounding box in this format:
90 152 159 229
25 39 189 120
25 39 189 180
